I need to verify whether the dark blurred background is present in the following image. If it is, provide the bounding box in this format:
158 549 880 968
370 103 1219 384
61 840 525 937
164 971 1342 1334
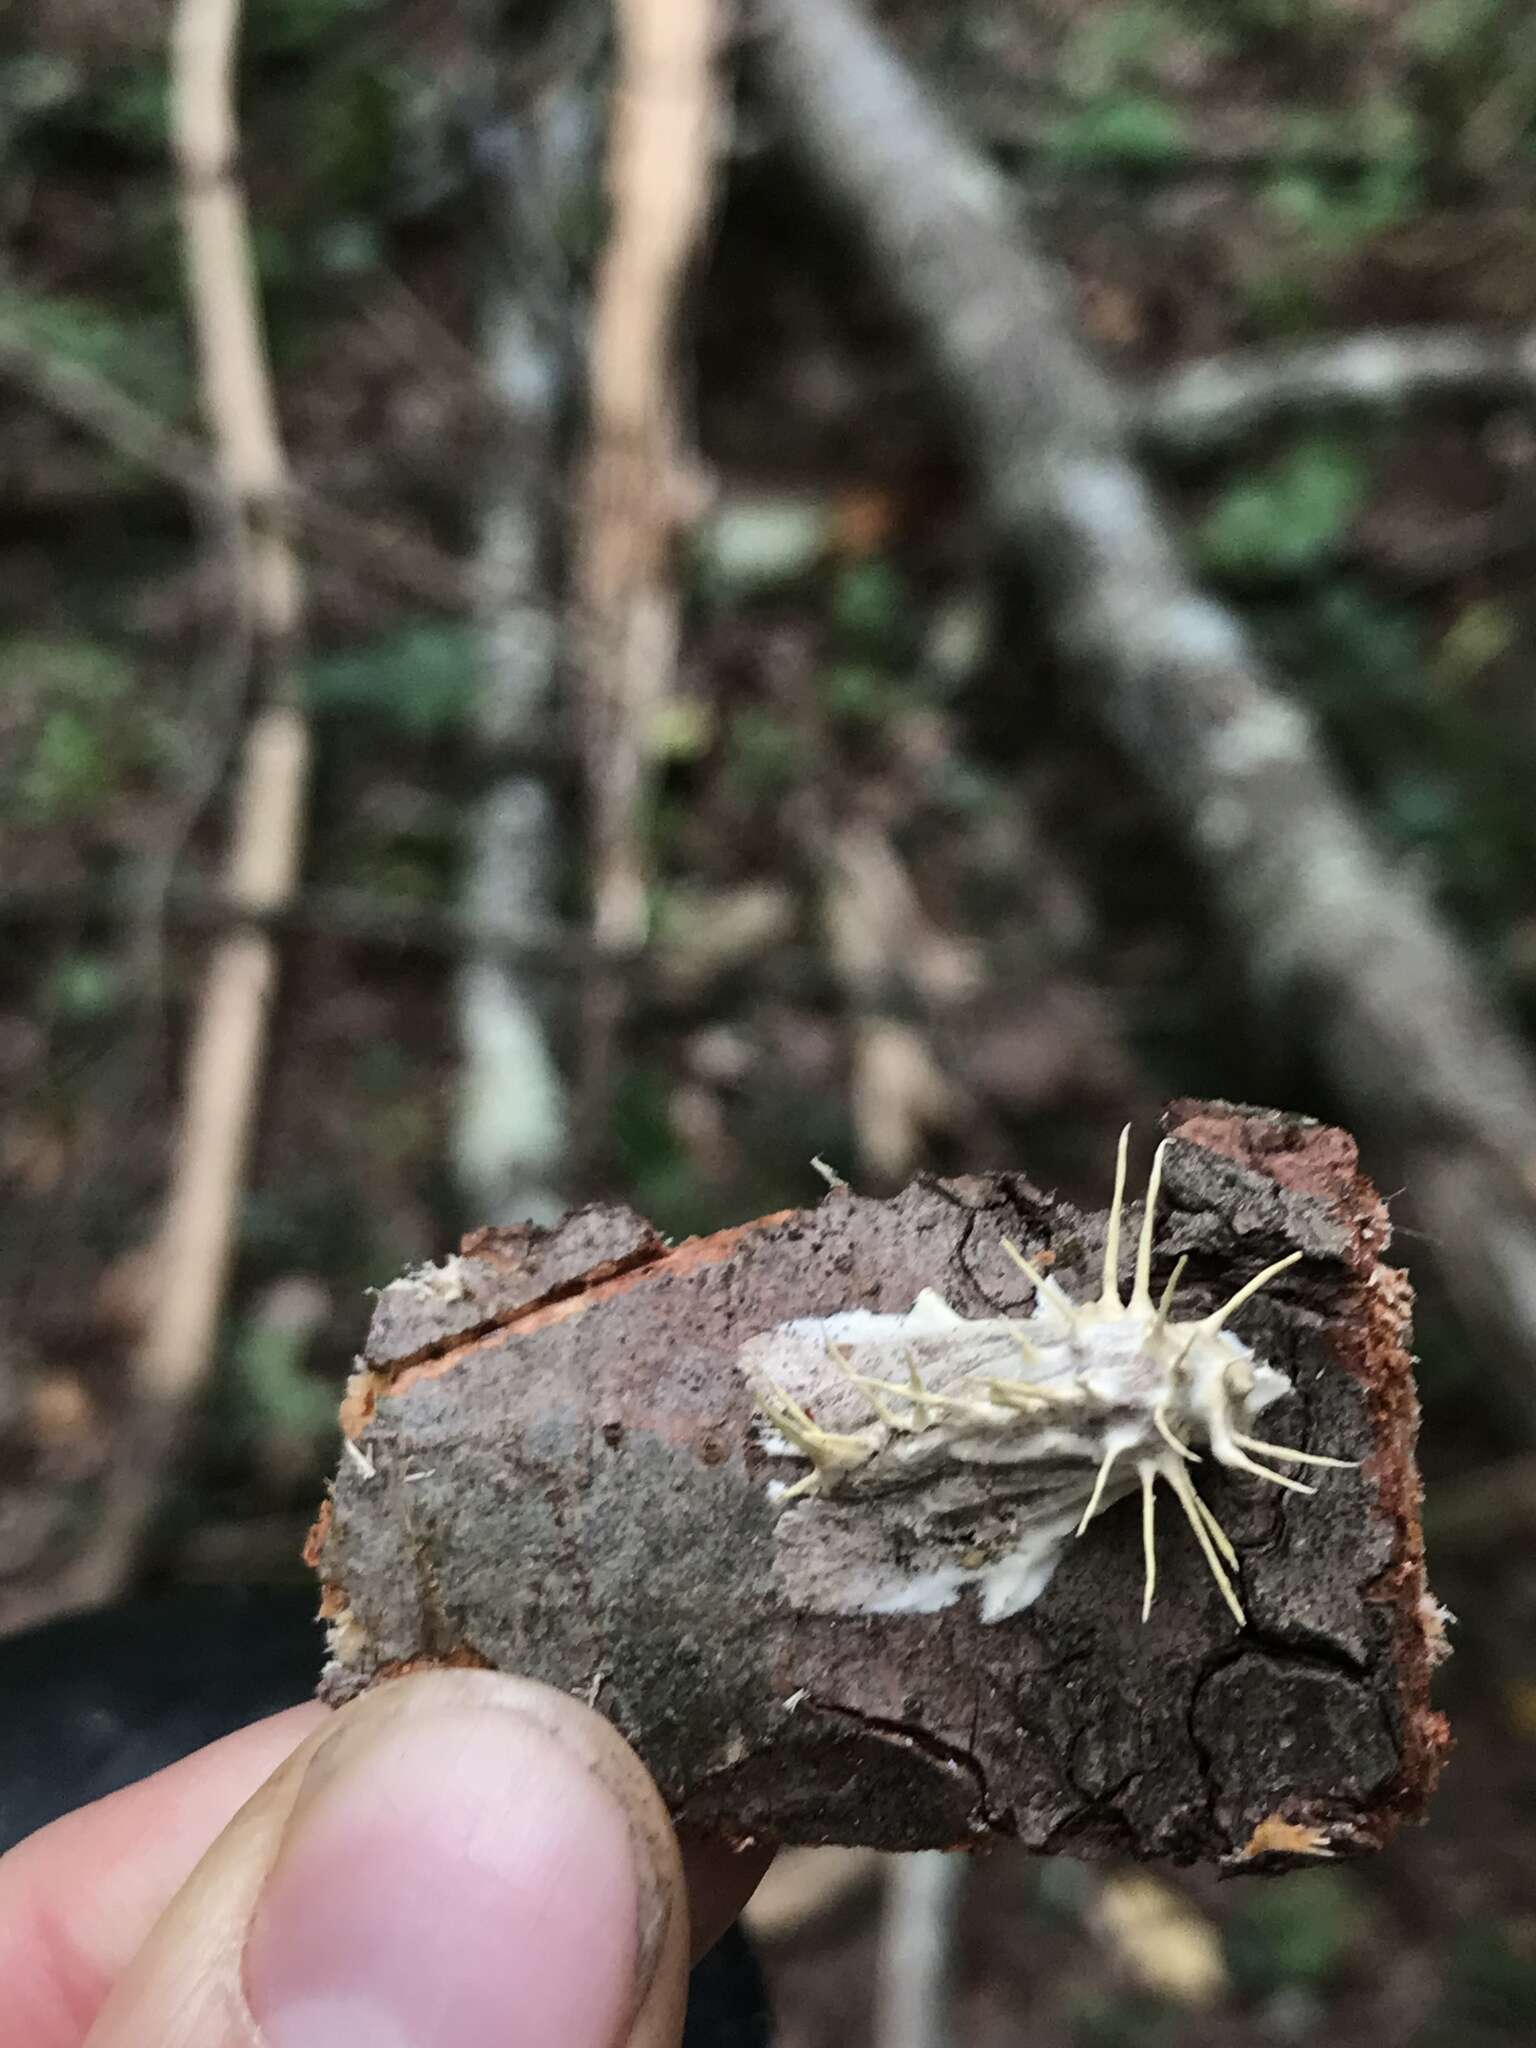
2 0 1535 2041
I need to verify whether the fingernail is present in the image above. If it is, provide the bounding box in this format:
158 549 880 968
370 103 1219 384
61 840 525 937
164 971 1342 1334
245 1703 651 2048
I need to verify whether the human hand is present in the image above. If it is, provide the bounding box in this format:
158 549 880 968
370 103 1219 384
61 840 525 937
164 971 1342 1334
0 1667 769 2048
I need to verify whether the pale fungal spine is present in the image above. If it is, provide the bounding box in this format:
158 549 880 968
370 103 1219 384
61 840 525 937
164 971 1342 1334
742 1130 1352 1629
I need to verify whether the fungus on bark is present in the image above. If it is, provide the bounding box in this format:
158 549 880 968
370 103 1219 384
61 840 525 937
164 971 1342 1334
309 1101 1449 1868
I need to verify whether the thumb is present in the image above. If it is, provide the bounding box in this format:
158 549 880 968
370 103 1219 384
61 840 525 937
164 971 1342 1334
84 1669 691 2048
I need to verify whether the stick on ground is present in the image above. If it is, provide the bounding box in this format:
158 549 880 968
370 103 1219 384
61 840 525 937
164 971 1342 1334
310 1103 1448 1869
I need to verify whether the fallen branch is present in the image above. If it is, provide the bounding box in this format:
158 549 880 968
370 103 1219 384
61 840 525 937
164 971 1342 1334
312 1103 1447 1866
1135 327 1536 460
755 0 1536 1432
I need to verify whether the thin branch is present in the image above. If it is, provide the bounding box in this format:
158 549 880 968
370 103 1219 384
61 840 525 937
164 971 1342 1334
0 873 944 1015
50 0 312 1614
0 324 468 611
873 1853 965 2048
757 0 1536 1431
573 0 722 1153
1135 326 1536 459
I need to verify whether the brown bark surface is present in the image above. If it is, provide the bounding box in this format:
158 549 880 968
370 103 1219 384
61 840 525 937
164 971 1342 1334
310 1103 1449 1868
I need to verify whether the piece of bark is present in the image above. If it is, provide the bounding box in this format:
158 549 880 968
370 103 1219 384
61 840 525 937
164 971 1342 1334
309 1103 1449 1868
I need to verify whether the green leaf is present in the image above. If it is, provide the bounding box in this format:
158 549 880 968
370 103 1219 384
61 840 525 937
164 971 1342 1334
1438 600 1515 684
1196 437 1368 582
724 708 804 800
829 558 911 651
303 623 478 738
229 1304 335 1439
44 953 124 1022
819 662 904 725
691 498 830 601
88 63 170 151
1262 162 1419 250
0 635 133 705
21 713 109 818
0 289 190 414
1407 0 1502 63
0 636 138 821
1224 1869 1363 1996
1044 97 1190 171
246 0 384 57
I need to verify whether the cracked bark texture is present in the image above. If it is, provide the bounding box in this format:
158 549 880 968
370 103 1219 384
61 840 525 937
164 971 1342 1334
311 1103 1448 1868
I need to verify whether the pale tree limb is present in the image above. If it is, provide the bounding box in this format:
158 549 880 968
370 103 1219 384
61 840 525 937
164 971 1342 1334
453 14 604 1229
1135 326 1536 459
38 0 310 1615
872 1853 965 2048
573 0 722 1154
757 0 1536 1431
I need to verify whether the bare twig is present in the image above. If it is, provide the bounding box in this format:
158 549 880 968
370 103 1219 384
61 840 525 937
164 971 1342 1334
0 870 1084 1025
47 0 312 1613
757 0 1536 1430
0 323 468 610
873 1853 965 2048
1136 327 1536 459
573 0 721 1152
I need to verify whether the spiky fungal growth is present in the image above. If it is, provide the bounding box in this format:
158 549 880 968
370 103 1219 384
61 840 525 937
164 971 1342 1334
741 1130 1351 1630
